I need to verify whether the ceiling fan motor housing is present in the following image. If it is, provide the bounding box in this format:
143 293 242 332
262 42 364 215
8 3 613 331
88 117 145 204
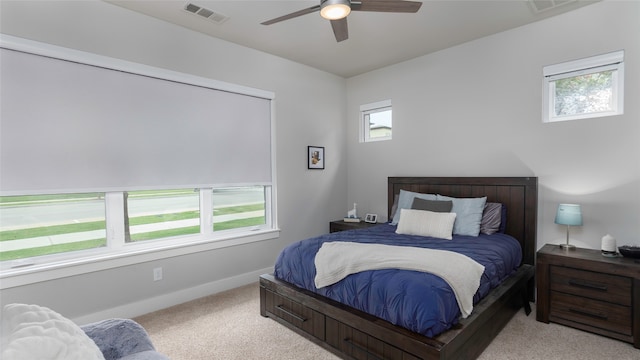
320 0 352 20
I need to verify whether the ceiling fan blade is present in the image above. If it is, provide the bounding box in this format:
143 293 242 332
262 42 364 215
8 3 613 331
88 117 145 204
352 1 422 13
261 5 321 25
331 18 349 42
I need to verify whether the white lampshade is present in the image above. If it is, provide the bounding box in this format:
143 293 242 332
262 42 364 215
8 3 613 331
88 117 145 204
555 204 583 226
555 203 582 250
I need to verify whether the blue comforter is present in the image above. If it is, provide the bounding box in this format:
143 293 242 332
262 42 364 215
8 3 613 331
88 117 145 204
274 223 522 337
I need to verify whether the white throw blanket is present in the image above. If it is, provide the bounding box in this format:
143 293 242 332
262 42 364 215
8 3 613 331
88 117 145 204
314 242 485 318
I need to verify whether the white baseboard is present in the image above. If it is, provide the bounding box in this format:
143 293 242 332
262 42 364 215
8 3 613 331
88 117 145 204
74 266 273 325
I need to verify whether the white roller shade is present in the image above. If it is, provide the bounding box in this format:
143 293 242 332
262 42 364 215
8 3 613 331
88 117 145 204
1 36 273 195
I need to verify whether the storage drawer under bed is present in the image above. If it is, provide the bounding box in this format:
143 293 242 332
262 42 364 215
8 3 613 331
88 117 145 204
262 286 423 360
326 317 421 360
262 287 326 341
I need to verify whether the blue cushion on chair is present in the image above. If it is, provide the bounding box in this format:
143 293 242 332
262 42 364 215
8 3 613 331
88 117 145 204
81 319 168 360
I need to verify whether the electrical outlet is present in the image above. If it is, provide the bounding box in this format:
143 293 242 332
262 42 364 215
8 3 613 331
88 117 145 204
153 267 163 281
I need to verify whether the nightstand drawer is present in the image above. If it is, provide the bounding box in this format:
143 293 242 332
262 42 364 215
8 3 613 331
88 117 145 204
550 291 632 336
550 265 632 306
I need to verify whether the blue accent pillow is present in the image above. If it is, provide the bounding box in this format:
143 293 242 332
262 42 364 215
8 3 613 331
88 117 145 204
390 189 437 225
436 195 487 236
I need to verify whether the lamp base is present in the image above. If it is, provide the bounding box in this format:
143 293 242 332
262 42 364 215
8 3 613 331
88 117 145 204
559 243 576 250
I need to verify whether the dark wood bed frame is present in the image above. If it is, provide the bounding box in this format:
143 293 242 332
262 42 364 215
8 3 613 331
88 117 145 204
260 177 537 360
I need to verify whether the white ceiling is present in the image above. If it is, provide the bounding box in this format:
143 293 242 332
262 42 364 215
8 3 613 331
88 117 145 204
106 0 598 78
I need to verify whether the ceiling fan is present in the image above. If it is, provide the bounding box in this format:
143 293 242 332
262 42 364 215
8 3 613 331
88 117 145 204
261 0 422 42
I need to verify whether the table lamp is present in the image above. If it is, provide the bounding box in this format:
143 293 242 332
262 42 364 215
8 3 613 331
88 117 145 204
555 204 582 250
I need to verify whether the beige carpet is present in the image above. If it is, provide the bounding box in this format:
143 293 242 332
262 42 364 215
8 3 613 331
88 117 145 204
135 283 639 360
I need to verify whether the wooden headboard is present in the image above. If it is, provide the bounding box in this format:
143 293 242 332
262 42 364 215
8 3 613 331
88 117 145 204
388 177 538 267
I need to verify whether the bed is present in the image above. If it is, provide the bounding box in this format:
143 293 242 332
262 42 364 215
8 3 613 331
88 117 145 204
260 177 537 360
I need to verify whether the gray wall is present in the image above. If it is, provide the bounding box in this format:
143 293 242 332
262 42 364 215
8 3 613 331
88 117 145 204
346 1 640 250
0 1 348 322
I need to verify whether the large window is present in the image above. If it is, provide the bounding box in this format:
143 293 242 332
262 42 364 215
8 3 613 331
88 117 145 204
543 50 624 123
360 100 392 142
0 35 276 274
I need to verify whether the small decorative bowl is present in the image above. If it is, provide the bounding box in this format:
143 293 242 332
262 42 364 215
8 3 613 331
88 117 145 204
618 245 640 259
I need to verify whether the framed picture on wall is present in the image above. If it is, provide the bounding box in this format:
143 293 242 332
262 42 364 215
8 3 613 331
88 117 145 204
308 146 324 170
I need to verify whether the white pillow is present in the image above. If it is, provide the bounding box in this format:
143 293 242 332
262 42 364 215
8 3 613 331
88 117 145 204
395 208 456 240
1 303 105 360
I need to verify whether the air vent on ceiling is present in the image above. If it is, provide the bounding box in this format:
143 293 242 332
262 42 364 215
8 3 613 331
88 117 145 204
184 3 229 24
528 0 576 13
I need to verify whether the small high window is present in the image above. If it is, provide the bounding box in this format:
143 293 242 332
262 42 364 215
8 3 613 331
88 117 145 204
360 100 392 142
543 50 624 123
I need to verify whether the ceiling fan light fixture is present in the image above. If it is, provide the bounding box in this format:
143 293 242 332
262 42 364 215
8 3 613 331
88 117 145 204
320 0 351 20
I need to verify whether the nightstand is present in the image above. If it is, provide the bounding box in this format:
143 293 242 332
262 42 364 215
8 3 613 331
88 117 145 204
329 220 378 233
536 244 640 348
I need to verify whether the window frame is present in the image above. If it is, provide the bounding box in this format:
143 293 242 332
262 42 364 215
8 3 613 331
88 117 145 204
1 186 278 288
542 50 624 123
360 99 392 142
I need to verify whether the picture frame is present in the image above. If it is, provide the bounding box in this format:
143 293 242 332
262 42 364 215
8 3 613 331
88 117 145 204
365 213 378 224
308 146 325 170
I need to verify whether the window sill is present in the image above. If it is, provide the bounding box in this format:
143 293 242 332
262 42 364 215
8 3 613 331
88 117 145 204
0 228 280 289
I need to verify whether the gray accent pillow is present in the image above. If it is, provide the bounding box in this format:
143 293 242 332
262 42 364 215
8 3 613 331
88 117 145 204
480 202 503 235
436 195 487 236
390 189 437 225
411 198 453 213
